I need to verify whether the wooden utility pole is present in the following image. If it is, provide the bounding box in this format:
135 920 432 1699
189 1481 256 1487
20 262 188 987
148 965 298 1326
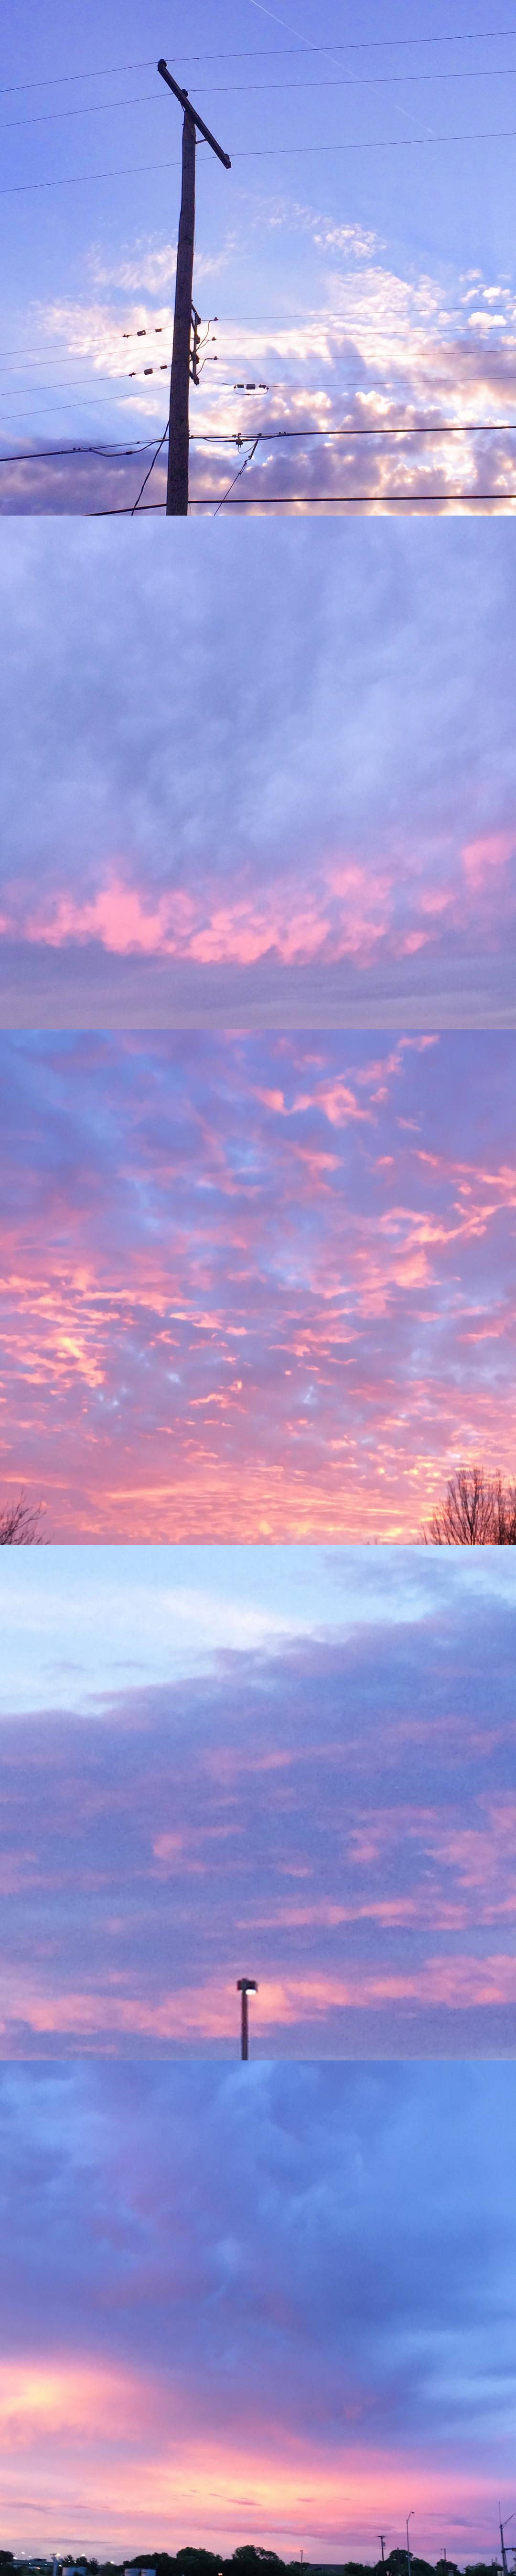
157 61 231 516
237 1977 258 2060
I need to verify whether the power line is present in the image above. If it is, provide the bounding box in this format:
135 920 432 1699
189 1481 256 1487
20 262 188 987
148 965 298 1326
3 373 516 420
0 369 171 400
130 421 169 513
3 31 516 92
0 438 162 463
5 63 516 127
0 155 179 195
0 317 513 369
2 422 516 465
87 489 516 513
0 391 170 425
3 126 516 193
220 419 516 433
235 125 516 152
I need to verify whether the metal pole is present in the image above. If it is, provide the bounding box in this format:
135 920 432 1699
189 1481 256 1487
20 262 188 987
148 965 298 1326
499 2515 515 2576
166 106 196 515
237 1976 258 2059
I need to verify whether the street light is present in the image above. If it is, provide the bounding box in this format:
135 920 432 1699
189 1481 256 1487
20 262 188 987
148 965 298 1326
406 2513 415 2576
237 1977 258 2059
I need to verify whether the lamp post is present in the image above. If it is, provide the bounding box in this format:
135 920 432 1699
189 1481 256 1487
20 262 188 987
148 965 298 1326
237 1977 258 2059
406 2513 415 2576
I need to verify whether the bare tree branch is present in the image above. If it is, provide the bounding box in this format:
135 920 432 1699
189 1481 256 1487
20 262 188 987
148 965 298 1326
0 1492 46 1545
420 1464 516 1544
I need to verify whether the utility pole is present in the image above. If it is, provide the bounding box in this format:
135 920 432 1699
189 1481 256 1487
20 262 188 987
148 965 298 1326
237 1976 258 2059
499 2510 515 2575
378 2541 387 2565
157 60 231 515
406 2514 414 2576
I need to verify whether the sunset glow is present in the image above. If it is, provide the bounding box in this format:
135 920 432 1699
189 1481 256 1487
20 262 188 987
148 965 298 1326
0 2061 515 2561
1 1030 516 1539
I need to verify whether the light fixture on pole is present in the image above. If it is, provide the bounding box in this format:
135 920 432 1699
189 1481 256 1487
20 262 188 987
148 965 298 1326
237 1977 258 2059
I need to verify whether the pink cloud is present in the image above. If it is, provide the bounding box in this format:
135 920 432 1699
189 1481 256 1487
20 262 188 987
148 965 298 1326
26 877 196 956
3 830 516 976
462 831 515 887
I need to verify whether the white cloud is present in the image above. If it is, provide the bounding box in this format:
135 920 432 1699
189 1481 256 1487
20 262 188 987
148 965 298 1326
87 232 239 294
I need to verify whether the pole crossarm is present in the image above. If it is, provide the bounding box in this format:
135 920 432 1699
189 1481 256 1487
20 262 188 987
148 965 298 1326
157 61 231 166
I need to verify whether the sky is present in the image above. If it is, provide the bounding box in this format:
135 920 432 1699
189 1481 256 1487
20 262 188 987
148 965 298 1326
2 0 516 510
2 519 516 1029
0 1546 515 2056
0 2059 516 2558
1 1027 516 1541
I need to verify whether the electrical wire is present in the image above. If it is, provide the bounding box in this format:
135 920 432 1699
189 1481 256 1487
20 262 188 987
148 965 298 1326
5 64 516 128
3 32 516 93
131 421 169 512
86 489 516 513
0 156 180 196
198 420 516 435
0 324 513 372
213 433 261 513
0 438 162 463
235 125 516 152
0 370 170 400
2 422 516 467
3 126 516 192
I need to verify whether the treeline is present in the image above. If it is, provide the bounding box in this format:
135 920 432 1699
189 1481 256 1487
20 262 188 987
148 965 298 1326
122 2548 501 2576
1 2550 502 2576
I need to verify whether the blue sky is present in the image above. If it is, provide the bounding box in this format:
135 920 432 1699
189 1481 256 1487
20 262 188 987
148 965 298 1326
0 1547 515 2058
1 1540 511 1710
0 2060 516 2559
3 0 516 507
2 519 516 1026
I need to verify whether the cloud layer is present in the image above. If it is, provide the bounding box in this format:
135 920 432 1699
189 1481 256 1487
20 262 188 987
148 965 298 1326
0 1557 515 2054
1 520 516 1024
1 1030 516 1539
0 2060 516 2558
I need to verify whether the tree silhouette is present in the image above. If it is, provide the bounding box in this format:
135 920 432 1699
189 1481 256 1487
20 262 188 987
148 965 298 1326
0 1491 46 1544
421 1463 516 1544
